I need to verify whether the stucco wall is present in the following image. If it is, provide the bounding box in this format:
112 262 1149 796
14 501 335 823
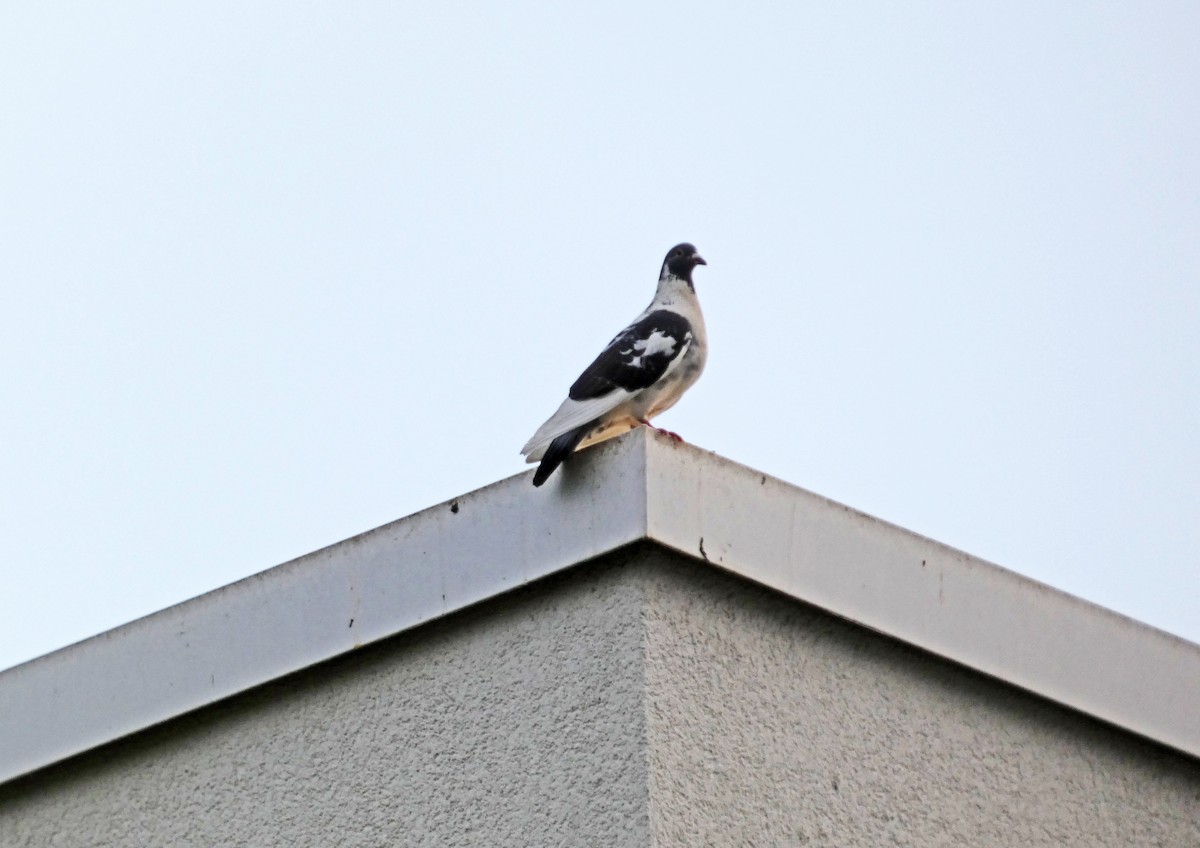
0 555 652 848
641 551 1200 846
3 546 1198 847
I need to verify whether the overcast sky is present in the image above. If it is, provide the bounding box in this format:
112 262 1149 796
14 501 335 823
2 4 1197 672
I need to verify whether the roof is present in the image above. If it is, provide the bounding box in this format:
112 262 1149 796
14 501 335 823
2 429 1197 785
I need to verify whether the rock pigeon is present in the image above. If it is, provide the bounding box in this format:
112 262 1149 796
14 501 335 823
522 242 708 486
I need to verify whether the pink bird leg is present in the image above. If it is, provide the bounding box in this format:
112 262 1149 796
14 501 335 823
639 419 684 443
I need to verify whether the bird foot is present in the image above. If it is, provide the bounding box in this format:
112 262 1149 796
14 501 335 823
639 420 684 443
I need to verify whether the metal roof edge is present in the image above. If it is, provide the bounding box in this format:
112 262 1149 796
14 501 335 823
0 434 650 786
643 435 1200 760
2 429 1196 787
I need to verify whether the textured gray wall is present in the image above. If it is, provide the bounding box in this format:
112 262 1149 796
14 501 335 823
0 555 651 848
641 552 1200 847
3 546 1199 847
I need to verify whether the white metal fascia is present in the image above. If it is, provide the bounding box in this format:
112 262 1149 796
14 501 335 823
1 428 1197 789
0 436 650 786
643 435 1200 761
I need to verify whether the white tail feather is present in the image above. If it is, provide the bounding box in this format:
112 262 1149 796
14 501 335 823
521 391 634 460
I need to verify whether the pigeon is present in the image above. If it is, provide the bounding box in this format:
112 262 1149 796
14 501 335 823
522 242 708 486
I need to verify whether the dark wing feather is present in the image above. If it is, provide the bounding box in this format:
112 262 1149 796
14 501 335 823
568 310 692 401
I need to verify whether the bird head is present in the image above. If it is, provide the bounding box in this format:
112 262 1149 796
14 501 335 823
660 243 707 285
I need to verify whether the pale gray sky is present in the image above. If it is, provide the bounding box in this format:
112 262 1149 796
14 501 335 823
2 4 1197 672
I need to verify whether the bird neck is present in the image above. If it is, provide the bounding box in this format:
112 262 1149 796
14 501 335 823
653 274 697 307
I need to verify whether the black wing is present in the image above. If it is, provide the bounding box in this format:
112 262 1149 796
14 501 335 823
569 310 692 401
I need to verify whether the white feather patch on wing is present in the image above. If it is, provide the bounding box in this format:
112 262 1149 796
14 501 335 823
521 390 634 461
633 329 678 359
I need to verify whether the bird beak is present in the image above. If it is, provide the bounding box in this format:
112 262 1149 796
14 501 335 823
693 254 707 266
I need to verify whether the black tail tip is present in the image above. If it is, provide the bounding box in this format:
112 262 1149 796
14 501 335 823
530 422 595 487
